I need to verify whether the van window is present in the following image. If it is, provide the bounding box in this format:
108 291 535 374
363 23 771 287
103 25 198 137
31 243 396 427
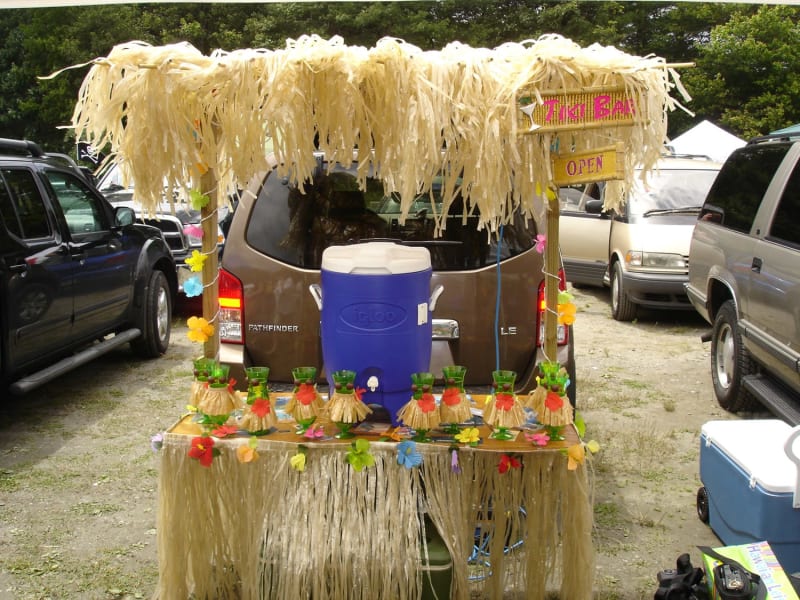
246 163 536 271
701 144 791 233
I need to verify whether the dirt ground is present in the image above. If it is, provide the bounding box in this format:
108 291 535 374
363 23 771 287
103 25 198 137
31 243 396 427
0 286 769 599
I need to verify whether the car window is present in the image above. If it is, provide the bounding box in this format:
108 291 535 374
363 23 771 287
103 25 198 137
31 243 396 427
627 168 718 215
701 144 791 233
0 168 52 239
45 170 108 235
768 161 800 248
246 163 536 271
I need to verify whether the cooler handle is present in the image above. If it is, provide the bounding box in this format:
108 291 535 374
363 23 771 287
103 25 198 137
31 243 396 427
783 425 800 508
429 284 444 311
309 284 322 311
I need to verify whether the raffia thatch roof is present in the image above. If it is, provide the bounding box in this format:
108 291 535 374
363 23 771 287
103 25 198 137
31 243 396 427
68 34 688 230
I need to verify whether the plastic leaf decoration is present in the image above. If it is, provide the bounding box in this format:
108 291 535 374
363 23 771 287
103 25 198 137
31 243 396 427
566 443 586 470
188 436 216 467
455 427 480 445
534 233 546 254
290 446 308 472
187 316 214 343
189 189 210 210
186 249 207 273
183 276 203 298
498 453 522 474
346 438 375 471
396 441 423 469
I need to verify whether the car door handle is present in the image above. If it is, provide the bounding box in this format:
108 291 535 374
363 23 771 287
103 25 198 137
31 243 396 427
751 257 763 273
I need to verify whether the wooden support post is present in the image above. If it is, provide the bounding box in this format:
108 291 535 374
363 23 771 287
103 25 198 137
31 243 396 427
544 193 560 363
201 168 219 360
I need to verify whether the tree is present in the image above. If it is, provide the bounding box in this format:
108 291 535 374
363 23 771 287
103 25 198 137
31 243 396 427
682 5 800 139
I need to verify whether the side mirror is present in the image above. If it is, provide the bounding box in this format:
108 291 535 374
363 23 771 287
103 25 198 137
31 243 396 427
115 206 136 227
584 198 605 215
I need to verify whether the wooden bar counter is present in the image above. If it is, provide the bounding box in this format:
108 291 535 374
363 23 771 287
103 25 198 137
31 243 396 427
154 396 594 599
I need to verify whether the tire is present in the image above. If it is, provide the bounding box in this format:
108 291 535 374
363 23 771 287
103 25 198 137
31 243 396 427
696 487 709 524
710 300 759 412
610 261 637 322
131 269 172 358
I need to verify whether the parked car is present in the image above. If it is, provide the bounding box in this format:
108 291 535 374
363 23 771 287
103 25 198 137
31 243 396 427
217 154 576 405
0 138 177 395
559 154 721 321
685 132 800 424
94 162 229 294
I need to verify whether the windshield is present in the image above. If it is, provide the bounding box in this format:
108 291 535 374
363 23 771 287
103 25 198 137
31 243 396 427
628 169 719 216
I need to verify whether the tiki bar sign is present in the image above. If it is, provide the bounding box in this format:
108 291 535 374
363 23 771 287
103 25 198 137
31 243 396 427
518 85 637 133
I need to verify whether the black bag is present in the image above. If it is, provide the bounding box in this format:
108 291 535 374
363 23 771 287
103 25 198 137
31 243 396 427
697 546 767 600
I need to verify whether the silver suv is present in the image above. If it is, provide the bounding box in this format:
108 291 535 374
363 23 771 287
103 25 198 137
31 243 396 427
685 133 800 423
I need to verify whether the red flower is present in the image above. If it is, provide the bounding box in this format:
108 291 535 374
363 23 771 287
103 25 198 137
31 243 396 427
227 378 237 393
498 453 522 474
442 388 461 406
296 383 317 406
494 392 515 411
251 397 271 418
354 387 366 402
211 424 238 438
544 391 564 412
418 392 437 413
188 436 215 467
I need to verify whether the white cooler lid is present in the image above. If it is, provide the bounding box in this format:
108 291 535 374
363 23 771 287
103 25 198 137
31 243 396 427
702 419 798 493
321 242 431 275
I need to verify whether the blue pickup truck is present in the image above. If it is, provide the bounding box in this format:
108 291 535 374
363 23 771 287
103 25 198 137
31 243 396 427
0 138 177 396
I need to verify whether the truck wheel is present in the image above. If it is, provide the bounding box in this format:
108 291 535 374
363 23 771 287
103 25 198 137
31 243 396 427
710 300 759 412
696 486 709 523
610 261 637 322
131 270 172 358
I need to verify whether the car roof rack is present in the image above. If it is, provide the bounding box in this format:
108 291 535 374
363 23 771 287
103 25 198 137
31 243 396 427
0 138 44 157
747 132 800 145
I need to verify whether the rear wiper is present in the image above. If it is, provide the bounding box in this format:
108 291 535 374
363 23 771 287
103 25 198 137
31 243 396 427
643 206 702 217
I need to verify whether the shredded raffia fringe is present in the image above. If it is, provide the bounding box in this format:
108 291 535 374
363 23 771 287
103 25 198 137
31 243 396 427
155 433 595 599
66 34 684 230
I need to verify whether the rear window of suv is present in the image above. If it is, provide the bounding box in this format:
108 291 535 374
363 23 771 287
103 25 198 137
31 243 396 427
700 143 792 233
245 162 536 271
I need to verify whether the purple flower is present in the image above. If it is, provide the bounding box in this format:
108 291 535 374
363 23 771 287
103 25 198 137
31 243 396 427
150 432 164 452
450 448 461 474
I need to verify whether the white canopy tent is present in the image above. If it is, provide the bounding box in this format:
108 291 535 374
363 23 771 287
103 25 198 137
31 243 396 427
667 119 745 163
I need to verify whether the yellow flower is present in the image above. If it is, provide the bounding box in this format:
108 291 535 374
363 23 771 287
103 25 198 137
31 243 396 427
566 443 586 471
455 427 481 445
186 249 207 273
236 444 258 463
558 302 577 326
290 451 306 472
187 316 214 343
586 439 601 454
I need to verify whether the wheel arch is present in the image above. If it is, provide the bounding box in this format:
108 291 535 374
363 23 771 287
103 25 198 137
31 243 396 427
706 277 736 325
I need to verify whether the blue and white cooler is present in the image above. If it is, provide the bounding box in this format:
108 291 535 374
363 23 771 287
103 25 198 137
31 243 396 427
699 419 800 574
309 242 443 426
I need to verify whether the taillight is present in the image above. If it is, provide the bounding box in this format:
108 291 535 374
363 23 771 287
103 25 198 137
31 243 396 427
536 268 569 347
218 268 244 343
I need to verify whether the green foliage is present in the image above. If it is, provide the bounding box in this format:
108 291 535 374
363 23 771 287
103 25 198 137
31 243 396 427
0 3 797 153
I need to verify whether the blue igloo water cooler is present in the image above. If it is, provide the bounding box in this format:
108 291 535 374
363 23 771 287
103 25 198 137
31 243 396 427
309 242 443 426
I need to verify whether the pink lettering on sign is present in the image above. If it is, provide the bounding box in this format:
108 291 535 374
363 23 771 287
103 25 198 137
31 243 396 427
565 154 604 177
536 94 636 127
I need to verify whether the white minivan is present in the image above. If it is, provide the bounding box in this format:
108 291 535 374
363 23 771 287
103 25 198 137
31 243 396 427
559 154 721 321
